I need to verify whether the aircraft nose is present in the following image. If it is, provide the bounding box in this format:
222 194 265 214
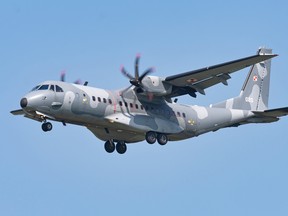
20 98 28 108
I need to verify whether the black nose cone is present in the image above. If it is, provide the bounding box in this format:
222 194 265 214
20 98 28 108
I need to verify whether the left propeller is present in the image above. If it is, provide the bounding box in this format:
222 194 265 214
121 54 154 92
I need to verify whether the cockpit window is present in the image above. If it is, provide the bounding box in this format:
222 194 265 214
56 85 64 92
50 85 55 91
31 85 40 91
38 85 49 90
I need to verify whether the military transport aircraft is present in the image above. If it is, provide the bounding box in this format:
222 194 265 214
11 48 288 154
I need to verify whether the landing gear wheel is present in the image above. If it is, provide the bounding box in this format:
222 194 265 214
116 141 127 154
145 131 157 144
42 122 53 132
104 140 115 153
157 134 168 145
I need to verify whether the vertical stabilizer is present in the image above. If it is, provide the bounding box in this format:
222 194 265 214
212 48 274 111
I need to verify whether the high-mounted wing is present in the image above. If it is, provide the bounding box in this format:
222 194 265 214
164 52 277 98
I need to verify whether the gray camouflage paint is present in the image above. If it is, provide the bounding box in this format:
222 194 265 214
212 48 272 111
14 48 284 146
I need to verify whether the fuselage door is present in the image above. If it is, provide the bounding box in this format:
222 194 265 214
50 85 65 110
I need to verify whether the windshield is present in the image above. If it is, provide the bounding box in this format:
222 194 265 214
30 84 64 92
31 85 40 91
38 85 49 90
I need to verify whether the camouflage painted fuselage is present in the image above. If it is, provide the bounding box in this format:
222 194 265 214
22 80 255 143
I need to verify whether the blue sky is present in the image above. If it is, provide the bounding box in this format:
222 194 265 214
2 1 288 215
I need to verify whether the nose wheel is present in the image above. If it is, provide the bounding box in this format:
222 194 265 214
42 122 53 132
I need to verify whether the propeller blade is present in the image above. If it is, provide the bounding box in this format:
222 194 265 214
139 67 154 82
74 79 81 84
135 54 141 80
60 71 66 82
121 55 154 92
120 85 133 96
121 66 134 80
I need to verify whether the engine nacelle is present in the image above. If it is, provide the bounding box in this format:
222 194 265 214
140 76 172 96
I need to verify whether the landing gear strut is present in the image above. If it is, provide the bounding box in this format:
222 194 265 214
42 122 53 132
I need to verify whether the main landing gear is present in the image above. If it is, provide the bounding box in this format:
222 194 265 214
104 132 168 154
145 131 168 145
104 140 127 154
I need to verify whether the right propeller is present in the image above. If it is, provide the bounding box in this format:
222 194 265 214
121 54 154 92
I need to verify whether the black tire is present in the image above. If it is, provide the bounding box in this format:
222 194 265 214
116 142 127 154
104 140 115 153
46 122 53 131
42 122 53 132
157 134 168 145
145 131 157 144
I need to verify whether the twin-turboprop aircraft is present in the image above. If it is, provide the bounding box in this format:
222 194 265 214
11 48 288 154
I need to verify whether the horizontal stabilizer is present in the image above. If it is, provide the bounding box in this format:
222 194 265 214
253 107 288 118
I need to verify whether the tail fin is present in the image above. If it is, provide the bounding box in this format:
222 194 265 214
212 48 275 111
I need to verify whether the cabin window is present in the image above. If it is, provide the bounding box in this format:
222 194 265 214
125 102 128 107
135 104 139 109
92 96 96 101
130 103 133 108
140 105 144 110
182 113 186 118
97 97 101 102
119 101 123 106
108 99 112 104
103 98 107 103
177 112 181 117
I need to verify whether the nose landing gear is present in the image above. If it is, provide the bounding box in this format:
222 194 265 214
42 122 53 132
